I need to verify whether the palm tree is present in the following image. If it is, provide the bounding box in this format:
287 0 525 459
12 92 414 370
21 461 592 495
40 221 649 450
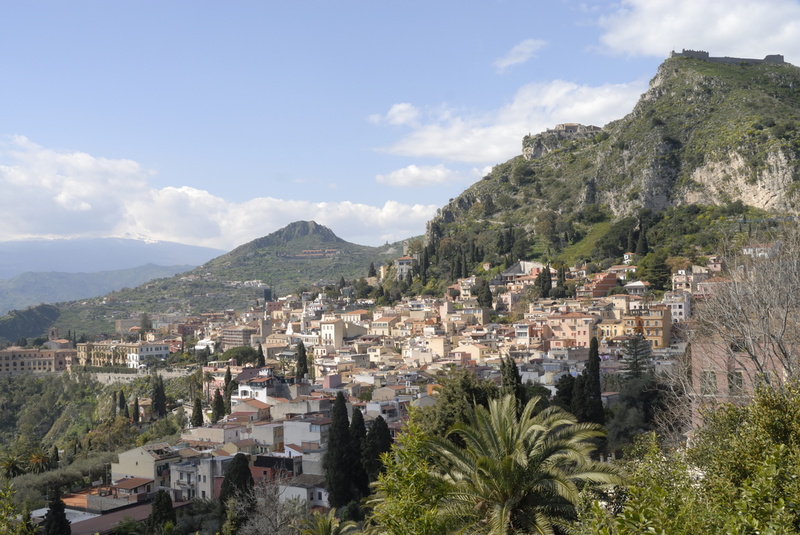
427 394 622 535
301 509 356 535
27 450 51 475
0 455 25 478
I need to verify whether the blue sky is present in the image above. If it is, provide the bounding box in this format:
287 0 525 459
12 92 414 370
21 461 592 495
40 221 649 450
2 0 800 250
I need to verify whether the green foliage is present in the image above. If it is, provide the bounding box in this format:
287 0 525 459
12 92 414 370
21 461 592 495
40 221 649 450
367 413 448 535
148 489 176 530
0 483 36 534
582 384 800 534
220 346 258 366
417 369 498 440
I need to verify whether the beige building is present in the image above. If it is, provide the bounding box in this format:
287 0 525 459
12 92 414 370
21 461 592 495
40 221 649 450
111 443 181 491
0 348 73 376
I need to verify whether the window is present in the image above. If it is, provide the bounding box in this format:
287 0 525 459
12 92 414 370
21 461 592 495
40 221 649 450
701 371 717 396
728 371 744 397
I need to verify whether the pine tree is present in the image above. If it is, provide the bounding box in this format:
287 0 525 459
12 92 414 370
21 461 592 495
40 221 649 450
256 343 265 367
326 392 356 508
349 408 369 497
42 487 70 535
295 342 308 380
622 334 652 378
211 389 225 424
363 415 393 481
584 337 605 425
132 397 140 423
191 397 204 427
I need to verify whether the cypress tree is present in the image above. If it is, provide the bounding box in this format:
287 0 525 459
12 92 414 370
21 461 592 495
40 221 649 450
148 489 176 529
501 355 523 406
295 342 308 380
110 391 117 420
191 397 204 427
132 397 140 423
363 415 393 481
224 380 237 415
571 374 587 421
584 337 604 425
50 445 59 468
256 343 265 367
219 453 253 506
349 408 370 497
368 262 377 278
224 366 232 390
42 487 71 535
326 392 355 508
118 388 126 412
635 223 648 255
476 279 493 309
152 375 167 418
211 389 225 424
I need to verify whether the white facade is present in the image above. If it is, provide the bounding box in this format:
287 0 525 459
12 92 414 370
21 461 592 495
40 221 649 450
127 342 170 368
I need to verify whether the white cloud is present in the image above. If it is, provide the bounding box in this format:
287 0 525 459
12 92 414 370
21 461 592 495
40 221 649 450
376 164 472 188
377 78 647 164
598 0 800 62
494 38 547 73
0 137 438 249
368 103 420 126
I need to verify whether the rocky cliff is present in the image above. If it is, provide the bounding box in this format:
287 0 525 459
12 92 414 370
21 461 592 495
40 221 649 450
429 55 800 248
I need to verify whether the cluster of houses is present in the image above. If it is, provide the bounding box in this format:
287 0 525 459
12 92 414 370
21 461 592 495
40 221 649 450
19 249 768 533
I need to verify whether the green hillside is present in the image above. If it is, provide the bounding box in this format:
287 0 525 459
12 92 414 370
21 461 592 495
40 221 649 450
426 57 800 267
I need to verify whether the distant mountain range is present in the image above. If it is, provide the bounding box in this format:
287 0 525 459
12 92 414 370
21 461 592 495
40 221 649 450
0 237 225 279
0 264 196 316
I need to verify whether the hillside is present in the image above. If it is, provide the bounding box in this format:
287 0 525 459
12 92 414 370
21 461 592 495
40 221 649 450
427 55 800 264
47 222 405 336
199 220 392 282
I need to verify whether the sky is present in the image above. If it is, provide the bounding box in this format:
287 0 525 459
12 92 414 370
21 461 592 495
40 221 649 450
2 0 800 251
